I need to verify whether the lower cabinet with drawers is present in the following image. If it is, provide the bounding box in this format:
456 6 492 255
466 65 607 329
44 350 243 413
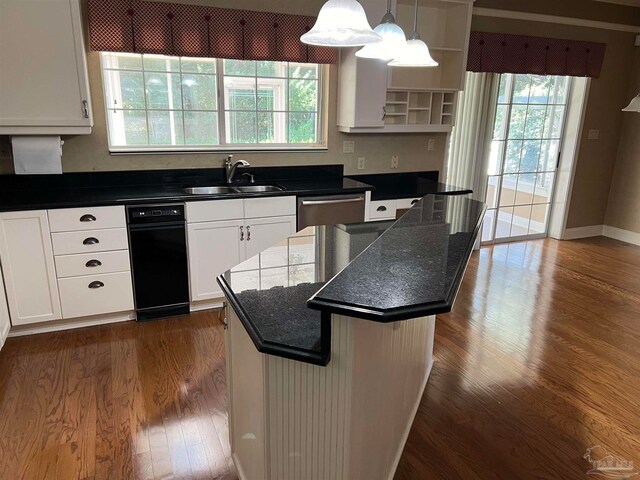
0 206 134 331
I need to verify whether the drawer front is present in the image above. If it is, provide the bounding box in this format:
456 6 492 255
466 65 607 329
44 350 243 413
55 250 131 278
369 200 397 220
244 196 296 219
396 197 422 209
51 228 129 255
186 199 244 223
58 272 134 319
48 206 125 232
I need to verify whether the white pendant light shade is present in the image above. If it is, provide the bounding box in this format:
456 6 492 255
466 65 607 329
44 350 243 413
388 37 438 67
356 13 407 60
622 94 640 112
301 0 382 47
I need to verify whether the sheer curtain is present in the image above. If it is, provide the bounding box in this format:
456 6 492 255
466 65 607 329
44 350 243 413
447 72 500 202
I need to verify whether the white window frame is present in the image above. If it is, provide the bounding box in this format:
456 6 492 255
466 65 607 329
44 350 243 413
100 53 328 154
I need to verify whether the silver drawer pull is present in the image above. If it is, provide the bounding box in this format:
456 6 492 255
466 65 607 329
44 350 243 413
239 226 244 241
83 237 99 245
376 206 387 212
247 225 251 241
80 214 96 222
88 281 104 289
300 195 364 206
85 259 102 267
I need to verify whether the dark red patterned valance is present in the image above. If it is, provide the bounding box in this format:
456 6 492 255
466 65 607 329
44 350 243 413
467 32 606 78
87 0 337 64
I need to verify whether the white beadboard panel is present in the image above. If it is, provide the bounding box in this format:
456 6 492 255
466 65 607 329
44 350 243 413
265 315 353 480
262 314 434 480
349 315 434 480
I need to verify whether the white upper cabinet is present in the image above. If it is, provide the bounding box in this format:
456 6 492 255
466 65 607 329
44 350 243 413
0 0 93 134
0 210 62 326
0 265 10 350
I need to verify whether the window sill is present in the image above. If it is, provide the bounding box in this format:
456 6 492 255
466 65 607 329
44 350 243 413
108 145 329 155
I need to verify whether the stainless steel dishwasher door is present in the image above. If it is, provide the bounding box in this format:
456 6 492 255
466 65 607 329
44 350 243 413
297 194 366 230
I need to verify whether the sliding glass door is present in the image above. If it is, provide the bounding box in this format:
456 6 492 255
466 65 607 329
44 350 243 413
482 74 571 244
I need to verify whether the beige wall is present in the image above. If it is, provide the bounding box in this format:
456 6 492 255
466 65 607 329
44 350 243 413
605 48 640 233
471 15 637 229
0 0 447 176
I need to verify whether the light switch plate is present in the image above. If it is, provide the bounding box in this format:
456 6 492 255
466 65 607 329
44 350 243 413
588 129 600 140
357 157 366 170
391 155 399 169
343 141 355 154
427 139 436 151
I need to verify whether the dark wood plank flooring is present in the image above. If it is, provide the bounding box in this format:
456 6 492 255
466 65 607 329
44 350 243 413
1 237 639 479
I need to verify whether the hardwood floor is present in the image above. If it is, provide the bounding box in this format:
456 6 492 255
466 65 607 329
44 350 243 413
0 237 639 479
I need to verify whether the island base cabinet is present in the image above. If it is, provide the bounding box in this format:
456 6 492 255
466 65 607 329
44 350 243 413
225 306 435 480
0 266 10 349
0 211 62 325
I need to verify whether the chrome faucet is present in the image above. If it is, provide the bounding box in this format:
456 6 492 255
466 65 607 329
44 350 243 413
224 155 250 184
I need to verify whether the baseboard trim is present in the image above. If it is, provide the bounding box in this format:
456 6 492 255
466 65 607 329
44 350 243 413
190 298 224 312
387 358 435 480
8 311 135 337
563 225 604 240
603 226 640 246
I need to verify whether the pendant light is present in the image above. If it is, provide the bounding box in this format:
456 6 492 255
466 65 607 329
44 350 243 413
301 0 382 48
356 0 407 61
622 93 640 112
388 0 438 67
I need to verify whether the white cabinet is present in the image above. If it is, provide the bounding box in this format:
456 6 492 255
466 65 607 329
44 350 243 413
186 197 297 305
0 211 62 325
188 219 245 302
0 266 10 349
0 0 93 134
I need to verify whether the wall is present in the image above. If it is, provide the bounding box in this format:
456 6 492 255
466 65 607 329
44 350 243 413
605 47 640 233
470 13 638 229
0 0 447 176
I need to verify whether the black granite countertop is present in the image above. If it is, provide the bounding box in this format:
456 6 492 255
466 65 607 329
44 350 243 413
218 194 485 366
347 172 472 200
0 165 372 212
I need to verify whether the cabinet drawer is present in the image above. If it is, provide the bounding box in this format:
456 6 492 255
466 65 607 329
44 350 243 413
244 196 296 219
396 197 422 209
369 200 397 220
186 199 244 223
58 272 134 319
55 250 131 278
48 206 125 232
51 228 129 255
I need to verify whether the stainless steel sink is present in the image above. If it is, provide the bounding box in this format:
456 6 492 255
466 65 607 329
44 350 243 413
183 186 236 195
233 185 284 193
184 185 284 195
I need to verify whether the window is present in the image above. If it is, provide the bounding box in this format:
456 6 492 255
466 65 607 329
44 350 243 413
100 52 326 152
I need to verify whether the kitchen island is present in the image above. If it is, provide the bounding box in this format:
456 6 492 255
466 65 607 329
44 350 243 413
218 194 485 480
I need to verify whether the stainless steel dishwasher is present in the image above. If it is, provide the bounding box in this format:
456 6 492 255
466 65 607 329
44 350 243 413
297 194 366 230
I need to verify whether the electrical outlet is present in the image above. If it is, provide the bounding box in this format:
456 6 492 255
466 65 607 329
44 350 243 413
588 129 600 140
428 139 436 151
343 141 355 154
357 157 366 170
391 155 399 169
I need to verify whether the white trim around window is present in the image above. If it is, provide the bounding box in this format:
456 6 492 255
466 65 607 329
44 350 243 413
99 53 329 154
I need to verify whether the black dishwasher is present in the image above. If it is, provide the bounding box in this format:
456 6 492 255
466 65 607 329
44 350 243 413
127 204 190 321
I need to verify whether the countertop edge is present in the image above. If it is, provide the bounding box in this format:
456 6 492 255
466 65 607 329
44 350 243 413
217 275 331 367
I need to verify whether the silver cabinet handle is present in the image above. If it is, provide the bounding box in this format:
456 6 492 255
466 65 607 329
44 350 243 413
300 195 364 206
88 281 104 289
83 237 99 245
247 225 251 241
80 214 96 222
85 259 102 267
82 100 89 118
219 301 228 330
377 206 387 212
239 225 244 241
